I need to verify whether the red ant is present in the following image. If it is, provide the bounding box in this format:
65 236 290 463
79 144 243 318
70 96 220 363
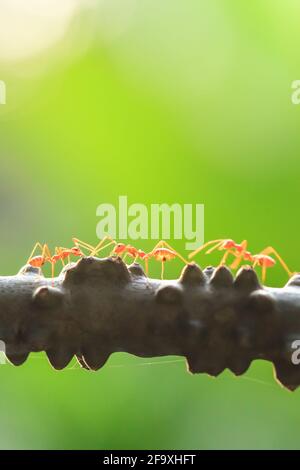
27 237 119 282
144 241 188 279
27 242 49 269
53 246 84 276
27 242 84 281
230 246 294 283
111 243 134 257
110 243 146 263
111 241 188 279
189 238 247 265
189 238 294 283
28 237 116 280
250 253 276 283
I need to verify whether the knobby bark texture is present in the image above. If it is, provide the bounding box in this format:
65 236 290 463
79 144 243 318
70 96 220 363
1 256 300 390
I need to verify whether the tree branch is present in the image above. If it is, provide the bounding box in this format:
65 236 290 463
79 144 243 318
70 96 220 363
1 256 300 390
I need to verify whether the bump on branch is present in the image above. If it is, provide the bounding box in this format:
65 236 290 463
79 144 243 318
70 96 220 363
1 257 300 391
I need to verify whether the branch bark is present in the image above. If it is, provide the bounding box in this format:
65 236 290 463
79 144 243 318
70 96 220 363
1 256 300 391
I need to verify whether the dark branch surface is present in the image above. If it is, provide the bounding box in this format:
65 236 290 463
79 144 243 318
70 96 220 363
1 256 300 390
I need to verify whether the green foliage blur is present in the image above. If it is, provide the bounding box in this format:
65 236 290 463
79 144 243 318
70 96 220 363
0 0 300 450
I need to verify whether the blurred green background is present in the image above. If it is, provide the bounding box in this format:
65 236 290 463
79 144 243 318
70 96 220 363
1 0 300 450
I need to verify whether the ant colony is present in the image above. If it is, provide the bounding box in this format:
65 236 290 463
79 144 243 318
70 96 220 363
26 237 294 284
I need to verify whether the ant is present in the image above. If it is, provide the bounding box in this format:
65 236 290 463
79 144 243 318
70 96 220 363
230 246 294 283
111 241 188 279
27 242 84 281
250 253 276 284
145 241 188 279
27 242 49 269
189 239 247 265
110 243 147 263
188 238 294 283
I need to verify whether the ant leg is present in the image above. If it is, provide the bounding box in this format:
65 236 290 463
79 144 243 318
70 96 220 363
27 242 45 263
148 240 164 255
55 247 65 267
188 239 224 259
206 241 224 255
161 261 165 280
89 238 107 256
163 241 189 264
42 243 51 260
153 240 189 264
92 240 116 257
259 246 293 277
262 265 267 284
152 240 177 251
72 237 95 252
51 262 55 285
73 237 112 257
151 240 165 250
90 236 116 256
110 247 117 256
229 251 242 269
56 247 70 264
239 240 248 252
72 238 100 257
40 244 54 282
58 247 72 264
219 249 232 265
43 244 55 280
251 259 264 282
230 241 248 270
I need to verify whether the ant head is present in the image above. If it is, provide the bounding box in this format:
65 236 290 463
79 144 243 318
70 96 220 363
235 245 245 253
222 239 235 249
244 251 253 261
71 247 83 257
113 243 126 254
